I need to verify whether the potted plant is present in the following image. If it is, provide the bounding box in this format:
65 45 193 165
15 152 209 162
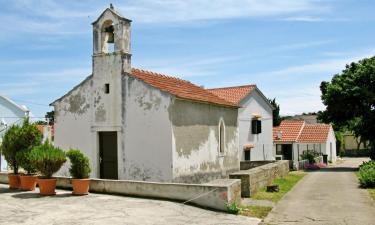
30 141 66 195
66 149 91 195
16 120 42 191
0 124 22 189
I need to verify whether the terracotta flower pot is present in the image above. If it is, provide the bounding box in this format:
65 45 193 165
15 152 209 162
37 178 57 195
20 175 37 191
8 174 20 189
71 179 90 195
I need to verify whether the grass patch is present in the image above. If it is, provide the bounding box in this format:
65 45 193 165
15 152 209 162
355 171 375 201
251 171 307 202
239 205 272 219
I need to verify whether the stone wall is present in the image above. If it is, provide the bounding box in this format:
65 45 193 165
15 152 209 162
0 173 240 212
229 160 289 197
240 160 274 170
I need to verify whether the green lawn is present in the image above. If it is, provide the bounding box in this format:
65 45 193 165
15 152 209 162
251 171 307 202
239 206 273 219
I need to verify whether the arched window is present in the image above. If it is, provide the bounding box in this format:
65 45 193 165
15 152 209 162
101 20 115 53
219 120 225 154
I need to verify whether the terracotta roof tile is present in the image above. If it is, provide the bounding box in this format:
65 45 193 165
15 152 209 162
297 124 331 143
273 120 332 143
274 120 305 142
130 68 238 107
206 85 256 104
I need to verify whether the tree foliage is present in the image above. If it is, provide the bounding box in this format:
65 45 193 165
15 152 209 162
268 98 282 126
66 149 91 179
45 110 54 125
319 56 375 158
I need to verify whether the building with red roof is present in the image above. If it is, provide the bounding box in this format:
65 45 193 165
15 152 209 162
273 120 336 167
51 6 242 183
208 85 274 161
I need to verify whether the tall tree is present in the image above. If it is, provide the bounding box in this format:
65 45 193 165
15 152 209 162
269 98 282 126
45 110 54 125
319 56 375 159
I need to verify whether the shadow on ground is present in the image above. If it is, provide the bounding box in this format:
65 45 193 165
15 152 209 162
11 192 73 199
0 187 23 194
319 167 358 172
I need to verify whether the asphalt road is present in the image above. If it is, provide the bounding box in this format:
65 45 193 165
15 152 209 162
264 158 375 225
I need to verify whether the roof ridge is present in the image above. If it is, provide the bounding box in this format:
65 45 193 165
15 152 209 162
296 121 306 142
207 84 256 90
131 68 193 84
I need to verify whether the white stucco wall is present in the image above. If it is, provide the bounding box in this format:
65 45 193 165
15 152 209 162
121 75 173 182
170 99 239 183
53 77 95 177
0 96 29 171
325 127 337 163
238 90 274 161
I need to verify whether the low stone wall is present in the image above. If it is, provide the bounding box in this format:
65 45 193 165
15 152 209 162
0 172 240 212
240 160 275 170
229 160 289 197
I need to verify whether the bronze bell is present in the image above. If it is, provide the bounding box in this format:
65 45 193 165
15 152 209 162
105 25 114 43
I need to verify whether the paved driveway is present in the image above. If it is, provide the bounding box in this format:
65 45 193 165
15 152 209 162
0 184 260 225
264 158 375 225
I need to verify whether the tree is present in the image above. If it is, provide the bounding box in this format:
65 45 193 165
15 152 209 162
45 110 54 125
269 98 282 126
319 56 375 159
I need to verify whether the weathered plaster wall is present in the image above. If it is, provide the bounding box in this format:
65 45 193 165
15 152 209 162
326 127 337 162
170 99 239 183
121 75 173 182
238 90 274 161
54 77 96 177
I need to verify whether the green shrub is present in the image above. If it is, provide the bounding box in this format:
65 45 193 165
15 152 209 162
301 150 320 164
16 119 42 174
358 161 375 188
66 149 91 179
0 124 22 173
29 141 66 179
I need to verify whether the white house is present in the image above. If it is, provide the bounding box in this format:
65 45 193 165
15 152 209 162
0 95 30 171
208 85 274 161
51 6 241 183
273 120 337 167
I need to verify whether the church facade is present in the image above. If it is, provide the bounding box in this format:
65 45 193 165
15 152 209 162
51 6 240 183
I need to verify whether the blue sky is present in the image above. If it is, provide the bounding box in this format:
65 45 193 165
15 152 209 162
1 0 375 118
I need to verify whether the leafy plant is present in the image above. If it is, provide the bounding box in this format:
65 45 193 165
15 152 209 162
0 124 22 173
16 119 42 174
301 150 320 164
358 161 375 188
66 149 91 179
226 202 240 214
29 141 66 179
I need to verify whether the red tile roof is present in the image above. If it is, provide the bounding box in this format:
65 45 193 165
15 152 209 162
206 85 256 104
273 120 332 143
130 69 238 108
297 124 331 143
274 120 305 142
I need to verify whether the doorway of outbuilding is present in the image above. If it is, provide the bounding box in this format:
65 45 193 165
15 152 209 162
99 131 118 179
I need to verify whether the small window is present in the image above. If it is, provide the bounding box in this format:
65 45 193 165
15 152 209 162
219 120 225 154
251 119 262 134
105 83 110 94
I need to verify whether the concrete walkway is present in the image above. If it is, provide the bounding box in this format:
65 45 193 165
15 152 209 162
264 158 375 225
0 184 260 225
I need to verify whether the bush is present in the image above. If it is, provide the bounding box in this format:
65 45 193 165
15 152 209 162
16 119 42 174
358 161 375 188
226 202 240 214
301 150 320 164
29 141 66 179
66 149 91 179
0 124 22 173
